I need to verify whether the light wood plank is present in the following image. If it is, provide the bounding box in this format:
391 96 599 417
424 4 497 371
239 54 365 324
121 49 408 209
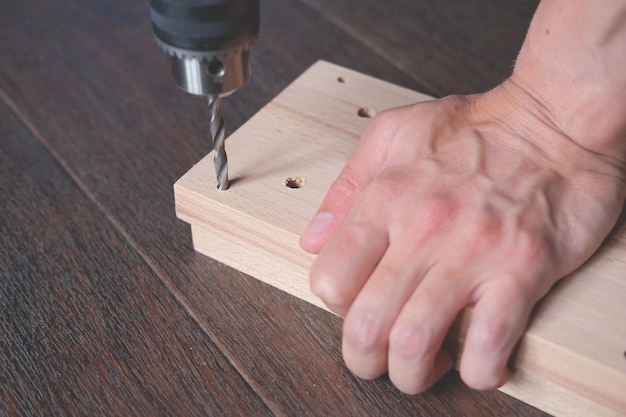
175 61 626 417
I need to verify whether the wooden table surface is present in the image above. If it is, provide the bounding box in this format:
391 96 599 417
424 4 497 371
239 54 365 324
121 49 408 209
2 0 552 415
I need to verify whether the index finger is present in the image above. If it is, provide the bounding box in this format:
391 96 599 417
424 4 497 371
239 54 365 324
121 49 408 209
300 110 398 253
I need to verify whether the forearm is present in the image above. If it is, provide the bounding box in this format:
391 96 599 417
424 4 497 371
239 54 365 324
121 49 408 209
512 0 626 159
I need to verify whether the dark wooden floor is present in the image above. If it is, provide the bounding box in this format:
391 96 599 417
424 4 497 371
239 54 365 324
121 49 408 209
1 0 551 415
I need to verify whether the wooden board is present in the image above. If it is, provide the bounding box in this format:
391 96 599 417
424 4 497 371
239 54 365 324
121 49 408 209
174 61 626 417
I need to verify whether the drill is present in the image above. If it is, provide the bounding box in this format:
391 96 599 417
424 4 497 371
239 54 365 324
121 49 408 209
149 0 260 190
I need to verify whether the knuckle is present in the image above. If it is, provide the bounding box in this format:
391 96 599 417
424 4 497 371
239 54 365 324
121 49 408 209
309 268 350 314
329 172 361 203
514 229 551 265
467 216 502 247
343 312 386 353
468 318 509 352
389 319 434 359
309 226 377 314
340 221 374 250
455 216 504 262
418 195 456 236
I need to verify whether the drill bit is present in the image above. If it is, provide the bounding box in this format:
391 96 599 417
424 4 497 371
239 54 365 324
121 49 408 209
150 0 259 191
208 96 229 190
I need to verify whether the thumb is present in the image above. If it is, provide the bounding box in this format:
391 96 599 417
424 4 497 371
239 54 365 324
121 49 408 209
298 175 357 254
299 113 393 253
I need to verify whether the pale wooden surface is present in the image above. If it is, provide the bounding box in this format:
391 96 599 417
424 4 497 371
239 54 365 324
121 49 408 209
175 61 626 417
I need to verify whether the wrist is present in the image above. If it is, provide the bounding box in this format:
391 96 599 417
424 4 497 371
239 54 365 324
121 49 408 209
468 79 626 188
511 0 626 161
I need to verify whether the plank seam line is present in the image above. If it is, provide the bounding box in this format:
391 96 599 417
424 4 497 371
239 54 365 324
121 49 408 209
0 86 282 417
296 0 440 96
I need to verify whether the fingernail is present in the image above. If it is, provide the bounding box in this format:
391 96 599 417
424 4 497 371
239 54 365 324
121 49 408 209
302 212 334 240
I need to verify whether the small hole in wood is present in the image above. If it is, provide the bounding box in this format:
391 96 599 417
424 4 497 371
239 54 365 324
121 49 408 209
357 107 376 118
284 177 305 189
337 76 347 83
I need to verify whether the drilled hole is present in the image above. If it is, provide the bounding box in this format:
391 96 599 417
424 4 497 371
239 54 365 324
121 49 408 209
357 107 376 118
284 177 305 189
337 76 347 83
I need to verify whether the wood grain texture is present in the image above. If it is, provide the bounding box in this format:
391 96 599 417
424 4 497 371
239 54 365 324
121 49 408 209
175 61 626 417
1 0 558 415
177 62 433 310
300 0 539 96
0 101 271 416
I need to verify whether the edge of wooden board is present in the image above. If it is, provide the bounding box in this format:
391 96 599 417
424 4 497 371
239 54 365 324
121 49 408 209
174 60 626 416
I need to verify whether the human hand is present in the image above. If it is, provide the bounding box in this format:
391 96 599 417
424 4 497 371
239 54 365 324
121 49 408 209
299 80 625 393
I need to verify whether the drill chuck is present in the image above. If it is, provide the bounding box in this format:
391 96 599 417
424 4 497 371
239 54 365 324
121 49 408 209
149 0 260 97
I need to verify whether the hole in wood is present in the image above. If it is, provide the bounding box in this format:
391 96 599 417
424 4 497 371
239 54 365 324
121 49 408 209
337 76 347 83
284 177 305 189
357 107 376 118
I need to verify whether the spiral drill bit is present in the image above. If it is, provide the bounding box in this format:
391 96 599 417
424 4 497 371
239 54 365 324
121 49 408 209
149 0 259 191
208 96 229 190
